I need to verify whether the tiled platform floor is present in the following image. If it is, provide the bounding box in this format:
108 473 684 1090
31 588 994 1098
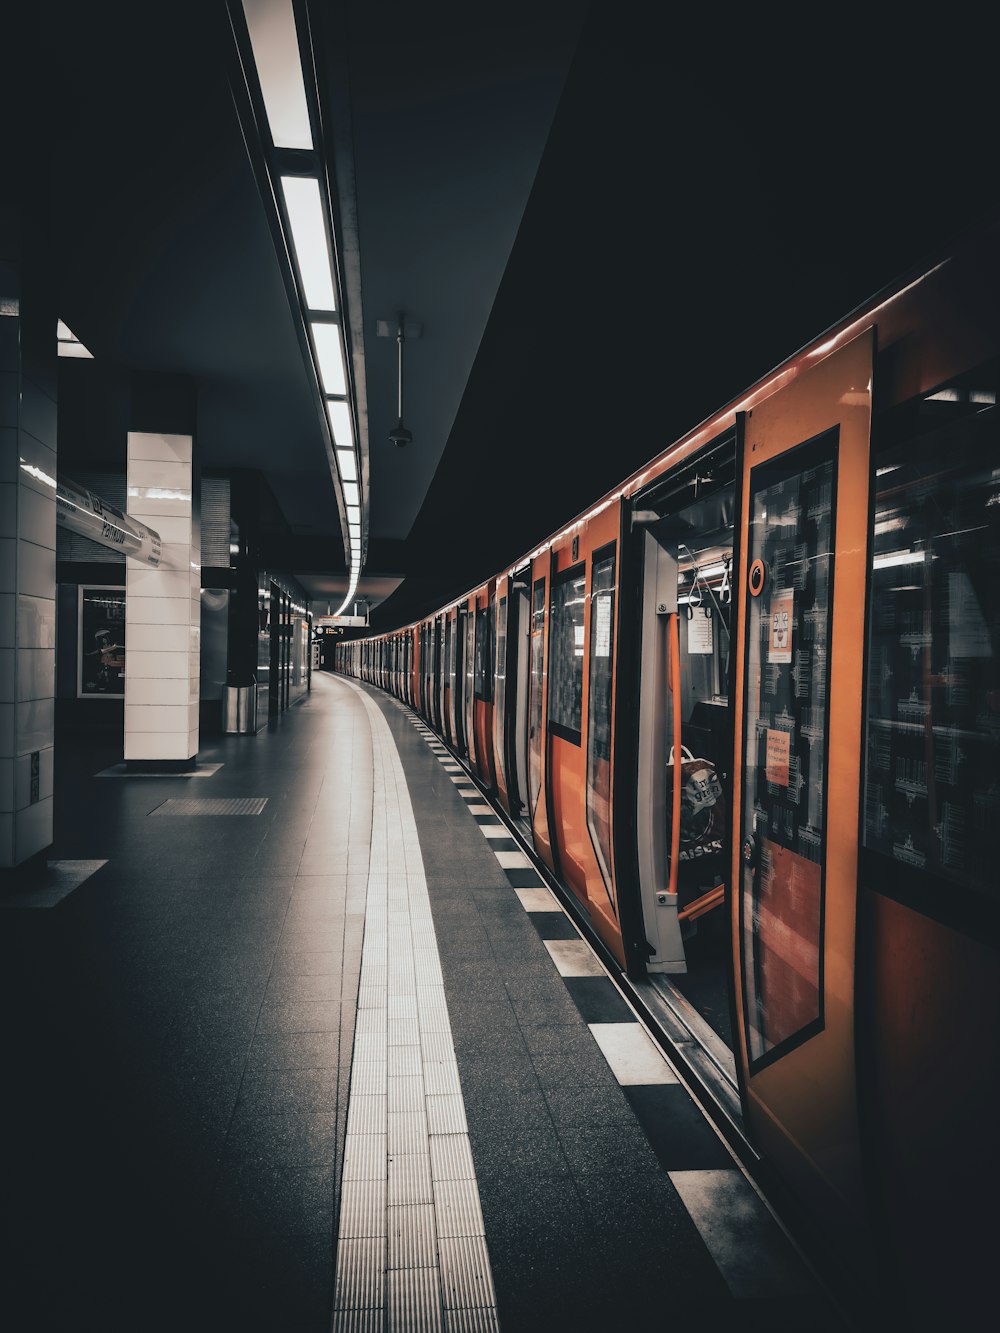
0 674 849 1332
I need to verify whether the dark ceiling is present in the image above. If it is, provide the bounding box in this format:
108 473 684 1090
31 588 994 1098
20 2 1000 629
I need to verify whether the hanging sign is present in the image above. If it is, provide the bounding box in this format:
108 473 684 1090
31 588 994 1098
54 475 161 567
688 607 714 654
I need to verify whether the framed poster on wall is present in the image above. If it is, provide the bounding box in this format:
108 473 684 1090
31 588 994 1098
77 586 126 698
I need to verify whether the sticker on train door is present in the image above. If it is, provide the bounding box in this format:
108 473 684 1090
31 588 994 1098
768 589 794 663
765 728 791 786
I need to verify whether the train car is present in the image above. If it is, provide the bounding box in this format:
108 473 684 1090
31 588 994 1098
335 222 1000 1326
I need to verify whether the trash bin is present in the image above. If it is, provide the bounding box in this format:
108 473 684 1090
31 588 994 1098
222 684 257 734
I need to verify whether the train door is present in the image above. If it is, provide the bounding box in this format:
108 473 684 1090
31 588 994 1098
472 587 497 790
528 551 555 871
444 612 455 747
731 330 874 1249
632 432 738 1055
546 513 625 962
507 567 532 824
436 616 446 735
453 608 466 756
464 600 476 770
493 576 511 812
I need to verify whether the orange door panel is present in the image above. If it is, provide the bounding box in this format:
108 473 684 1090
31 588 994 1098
547 533 589 904
528 549 555 872
494 574 512 814
730 329 874 1251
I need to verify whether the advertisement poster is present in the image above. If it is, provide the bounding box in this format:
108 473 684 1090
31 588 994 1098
78 586 126 697
765 727 791 786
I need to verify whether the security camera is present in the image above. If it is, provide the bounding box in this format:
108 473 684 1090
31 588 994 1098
389 420 413 448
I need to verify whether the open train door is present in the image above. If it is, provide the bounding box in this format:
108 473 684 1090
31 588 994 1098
731 330 874 1258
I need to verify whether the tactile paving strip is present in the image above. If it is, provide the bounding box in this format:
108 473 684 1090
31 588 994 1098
148 797 267 816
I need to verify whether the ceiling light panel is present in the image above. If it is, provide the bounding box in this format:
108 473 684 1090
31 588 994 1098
326 399 353 449
311 322 347 395
242 0 313 150
336 448 357 482
280 176 337 311
342 482 360 506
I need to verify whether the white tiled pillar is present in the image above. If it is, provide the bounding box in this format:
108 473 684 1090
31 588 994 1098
0 263 57 866
124 432 200 764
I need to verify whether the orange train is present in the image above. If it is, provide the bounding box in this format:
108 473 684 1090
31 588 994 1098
336 222 1000 1326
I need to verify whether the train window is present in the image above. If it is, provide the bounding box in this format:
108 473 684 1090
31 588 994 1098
740 435 837 1067
528 578 546 813
488 593 496 701
587 547 616 900
863 366 999 914
474 607 486 698
548 564 586 744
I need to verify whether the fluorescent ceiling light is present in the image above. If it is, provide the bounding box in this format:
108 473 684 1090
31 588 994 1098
326 400 353 451
280 176 336 311
342 482 359 507
336 449 357 483
242 0 313 150
311 322 346 395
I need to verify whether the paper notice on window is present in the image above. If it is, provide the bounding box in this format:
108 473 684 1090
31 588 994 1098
768 588 794 663
595 595 612 657
765 728 791 786
687 608 714 654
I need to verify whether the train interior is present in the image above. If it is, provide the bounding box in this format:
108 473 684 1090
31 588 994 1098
634 439 739 1058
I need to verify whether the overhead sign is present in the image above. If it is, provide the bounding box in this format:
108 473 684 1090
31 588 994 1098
316 614 368 628
55 475 162 567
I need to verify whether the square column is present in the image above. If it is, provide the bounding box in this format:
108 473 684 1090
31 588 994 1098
124 432 200 764
0 265 57 866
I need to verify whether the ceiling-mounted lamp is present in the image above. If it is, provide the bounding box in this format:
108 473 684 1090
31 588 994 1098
379 313 421 447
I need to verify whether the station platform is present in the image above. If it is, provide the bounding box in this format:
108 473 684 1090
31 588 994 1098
0 674 848 1332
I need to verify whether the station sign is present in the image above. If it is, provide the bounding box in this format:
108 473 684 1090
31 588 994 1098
54 474 162 567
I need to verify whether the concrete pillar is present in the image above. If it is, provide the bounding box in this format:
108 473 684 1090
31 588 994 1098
0 255 58 867
124 432 200 765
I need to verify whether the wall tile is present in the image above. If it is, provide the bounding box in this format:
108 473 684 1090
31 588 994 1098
0 374 18 430
0 481 15 535
15 796 53 861
17 648 54 702
128 495 192 520
0 701 13 756
124 677 189 706
126 568 190 599
124 731 192 761
0 428 17 484
0 813 14 867
17 539 54 598
125 596 190 626
125 622 189 654
16 697 53 754
17 594 55 649
127 432 192 464
18 484 55 551
0 594 13 649
0 648 13 702
126 650 189 679
0 537 15 593
124 703 191 733
20 382 56 449
0 755 13 812
149 515 191 544
126 459 192 491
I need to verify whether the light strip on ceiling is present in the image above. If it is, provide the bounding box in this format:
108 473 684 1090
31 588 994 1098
280 176 338 311
336 448 357 482
342 482 359 506
241 0 313 150
311 322 347 395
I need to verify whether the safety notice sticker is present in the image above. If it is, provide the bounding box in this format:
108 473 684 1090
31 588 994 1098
765 728 791 786
768 588 794 664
